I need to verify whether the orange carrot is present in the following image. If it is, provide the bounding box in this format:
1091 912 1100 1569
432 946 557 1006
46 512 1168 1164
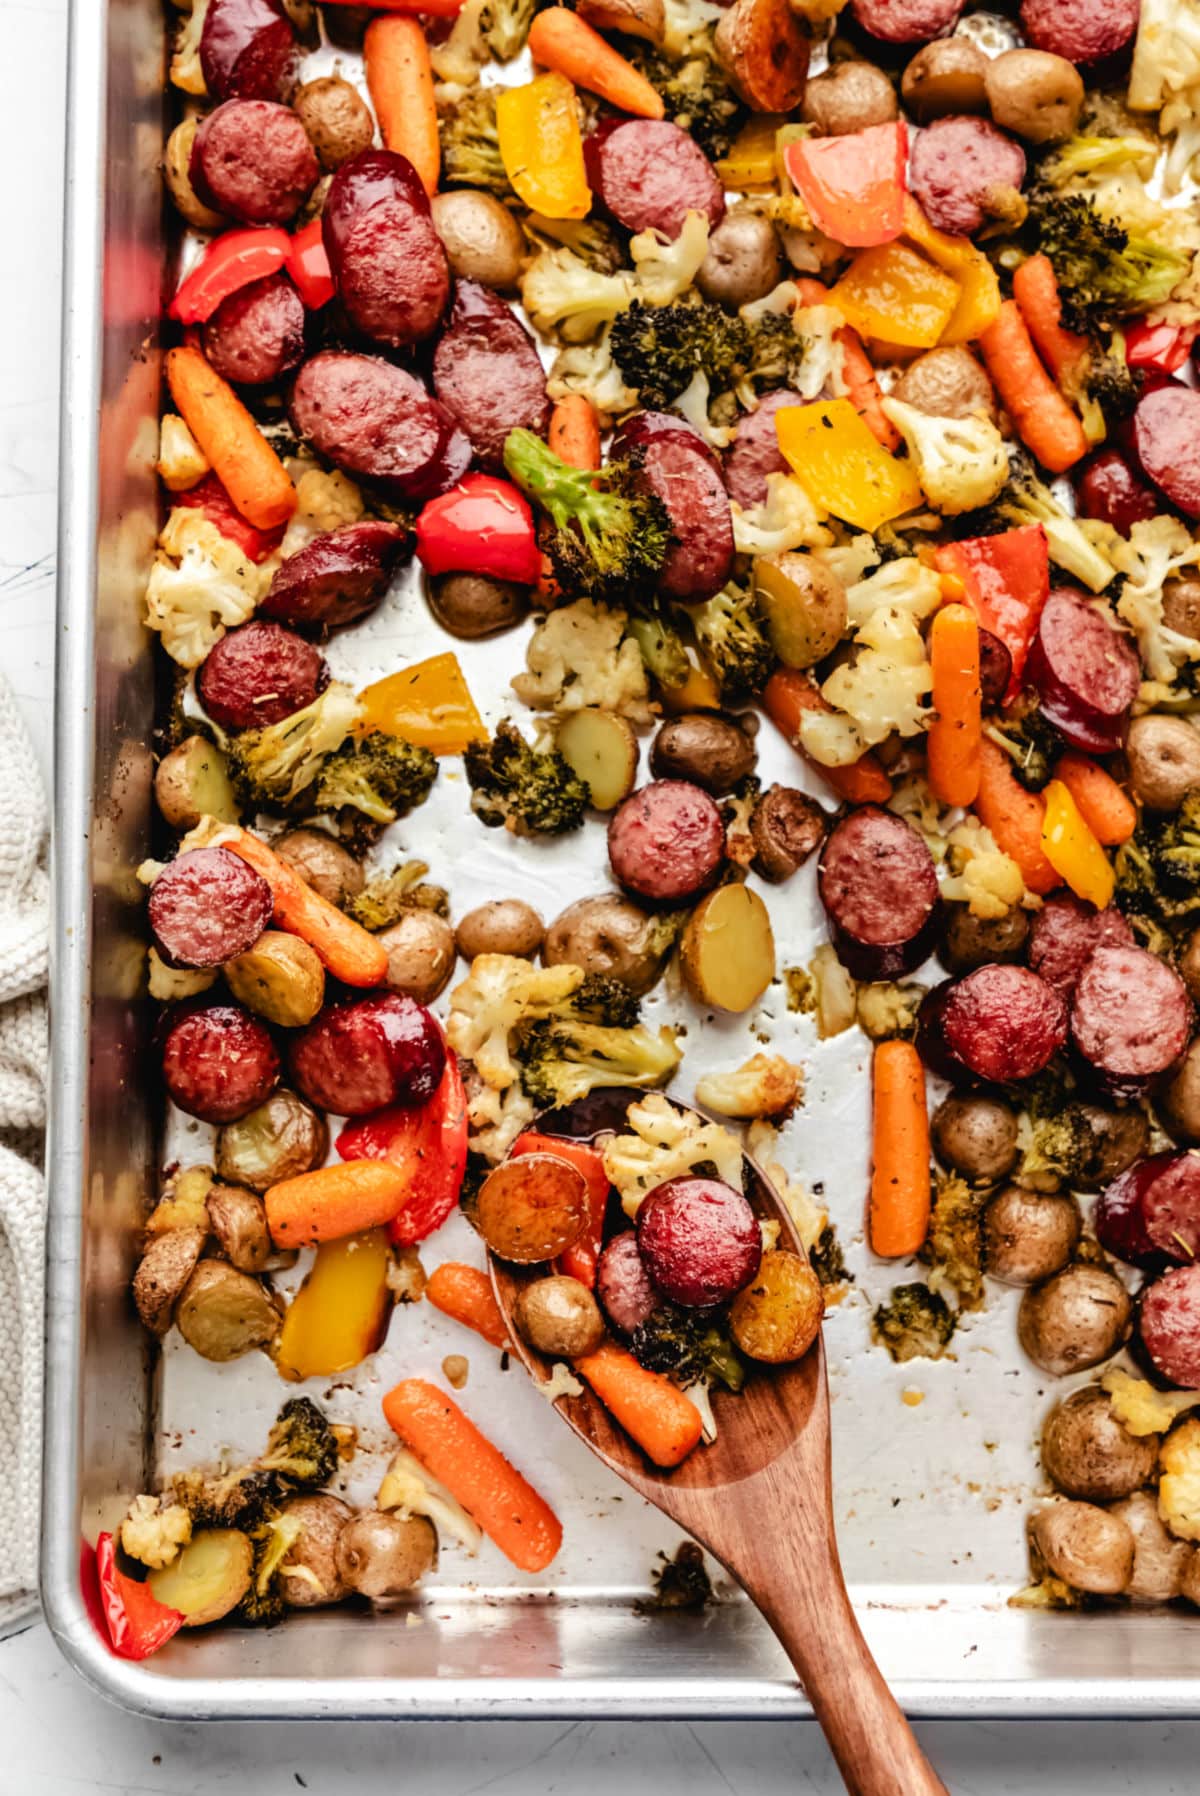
165 346 295 530
383 1379 562 1571
573 1343 704 1468
267 1161 412 1249
869 1040 931 1259
527 10 664 119
975 737 1060 895
795 277 899 451
426 1263 511 1350
1055 752 1138 847
512 1132 609 1287
927 603 982 807
548 394 601 470
1011 254 1090 391
214 824 388 987
978 301 1088 474
764 668 893 804
364 17 439 196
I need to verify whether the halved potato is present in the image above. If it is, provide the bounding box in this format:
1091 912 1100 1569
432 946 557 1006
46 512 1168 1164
148 1529 253 1627
176 1261 281 1361
223 932 325 1028
154 735 238 831
681 883 775 1012
555 709 639 811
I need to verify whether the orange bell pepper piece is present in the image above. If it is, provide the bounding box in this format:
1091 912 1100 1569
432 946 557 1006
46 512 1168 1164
358 651 486 754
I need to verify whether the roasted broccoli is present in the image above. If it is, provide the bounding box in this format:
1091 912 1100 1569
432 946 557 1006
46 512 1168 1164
169 1465 277 1532
464 719 589 834
260 1397 341 1491
624 602 692 691
344 860 448 932
1115 794 1200 944
240 1509 305 1628
624 46 744 160
637 1541 714 1613
608 298 749 408
170 1400 338 1535
631 1305 745 1392
526 212 625 275
1029 195 1190 335
479 0 537 60
983 705 1062 791
1016 1096 1095 1191
440 89 511 196
503 429 671 603
311 732 437 825
571 972 643 1028
922 1174 985 1312
1149 792 1200 894
225 683 362 810
989 450 1117 595
739 310 808 396
871 1283 956 1363
688 583 776 700
809 1224 851 1290
515 1014 683 1107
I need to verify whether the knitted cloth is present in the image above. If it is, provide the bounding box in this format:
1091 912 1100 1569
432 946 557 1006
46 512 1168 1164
0 674 48 1632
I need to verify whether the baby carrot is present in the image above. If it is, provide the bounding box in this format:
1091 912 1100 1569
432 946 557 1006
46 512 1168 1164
573 1343 704 1468
974 738 1060 895
763 668 893 804
426 1263 511 1350
527 9 665 119
547 394 601 470
165 345 295 530
1011 254 1090 392
383 1379 562 1572
1054 752 1138 847
927 603 982 808
978 301 1089 475
869 1040 931 1259
795 277 899 451
267 1162 412 1250
214 824 389 987
364 16 440 196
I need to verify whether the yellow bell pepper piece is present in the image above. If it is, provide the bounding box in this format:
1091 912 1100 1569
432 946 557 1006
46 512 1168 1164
830 241 962 350
358 651 486 755
901 198 1001 344
1041 778 1115 909
776 398 924 531
276 1229 393 1381
716 114 787 189
660 653 724 713
496 72 590 220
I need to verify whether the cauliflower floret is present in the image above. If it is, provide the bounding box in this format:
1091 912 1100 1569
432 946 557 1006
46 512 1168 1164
1159 1416 1200 1541
855 982 926 1041
277 467 366 560
674 371 738 450
521 247 634 344
157 414 209 492
745 1121 828 1250
943 814 1028 917
804 606 932 764
695 1053 802 1120
807 942 858 1040
468 1081 537 1162
448 954 585 1089
844 556 944 629
511 598 655 724
1129 0 1200 113
120 1493 193 1570
170 0 209 94
732 471 833 557
378 1448 482 1554
1102 1366 1200 1436
1083 515 1200 683
547 333 639 419
535 1362 586 1402
880 397 1009 516
144 512 267 668
148 948 215 1002
430 0 490 87
602 1091 744 1216
630 212 711 306
662 0 725 55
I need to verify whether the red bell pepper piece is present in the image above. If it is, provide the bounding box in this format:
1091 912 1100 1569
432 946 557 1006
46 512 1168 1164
935 525 1050 706
287 220 336 311
1124 319 1195 375
336 1053 469 1247
95 1533 183 1662
174 471 288 563
414 475 542 584
784 122 908 249
324 0 464 12
511 1132 610 1289
168 228 292 325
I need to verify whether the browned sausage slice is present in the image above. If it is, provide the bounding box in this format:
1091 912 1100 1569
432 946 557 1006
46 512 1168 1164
909 117 1026 236
289 993 446 1116
938 964 1068 1083
850 0 962 43
596 1233 661 1335
432 281 550 467
610 412 734 602
197 619 329 731
150 847 274 970
1027 893 1133 997
977 628 1012 709
584 119 725 238
1132 385 1200 521
322 148 450 349
818 805 940 980
608 780 726 903
1026 587 1141 755
1020 0 1140 69
1075 447 1161 537
262 522 413 631
201 0 297 101
202 272 306 387
161 1002 281 1123
1139 1263 1200 1387
722 389 803 510
289 352 471 501
191 100 319 226
1071 944 1194 1099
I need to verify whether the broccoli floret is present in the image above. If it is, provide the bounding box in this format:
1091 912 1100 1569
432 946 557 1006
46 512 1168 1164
526 213 626 275
624 46 744 160
631 1304 745 1392
480 0 536 60
990 450 1117 595
1081 349 1141 425
311 732 437 826
739 310 809 395
624 603 692 691
1036 132 1159 192
464 719 589 835
225 683 362 810
809 1223 851 1290
637 1541 714 1613
688 583 776 701
440 89 511 196
169 1465 277 1532
503 429 671 603
343 860 443 931
571 972 643 1029
260 1398 341 1492
1151 791 1200 894
983 706 1062 791
608 299 749 409
871 1283 956 1363
169 1400 338 1533
1115 796 1200 944
922 1174 984 1312
1029 195 1190 335
514 1015 683 1107
240 1509 305 1628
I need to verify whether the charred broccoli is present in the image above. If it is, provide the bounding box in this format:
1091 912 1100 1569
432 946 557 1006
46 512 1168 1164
503 429 671 602
515 1014 682 1107
871 1283 956 1363
169 1466 277 1532
1029 195 1189 335
922 1174 984 1312
810 1224 851 1290
739 310 808 396
638 1541 714 1613
260 1397 340 1491
169 1399 338 1532
608 299 749 409
688 583 776 700
440 89 511 196
624 46 744 160
624 602 692 690
631 1305 744 1392
344 861 448 932
464 719 589 834
225 683 361 809
983 704 1062 790
312 732 437 825
1116 794 1200 944
241 1509 305 1628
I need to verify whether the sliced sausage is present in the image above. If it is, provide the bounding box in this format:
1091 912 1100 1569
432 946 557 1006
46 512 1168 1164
1096 1152 1200 1269
584 118 725 239
431 280 550 467
322 148 450 349
610 412 734 602
1071 944 1194 1099
1027 893 1134 997
978 628 1013 709
1020 0 1140 70
161 1002 281 1123
149 847 274 970
262 522 412 632
607 780 726 904
936 965 1068 1083
200 0 297 101
722 389 803 510
289 352 472 502
750 785 827 882
909 117 1027 237
849 0 963 45
596 1232 660 1335
202 272 305 387
289 993 446 1116
1139 1263 1200 1388
1076 447 1161 537
818 805 940 980
1026 587 1141 754
1132 385 1200 521
197 619 329 731
191 100 319 226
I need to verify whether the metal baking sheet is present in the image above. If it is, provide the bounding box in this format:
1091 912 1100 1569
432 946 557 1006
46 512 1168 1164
42 0 1200 1720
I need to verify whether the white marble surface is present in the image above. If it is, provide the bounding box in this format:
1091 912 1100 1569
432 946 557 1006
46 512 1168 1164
2 0 1197 1788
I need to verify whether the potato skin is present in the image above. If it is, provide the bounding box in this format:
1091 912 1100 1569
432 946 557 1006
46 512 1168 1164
901 39 988 121
938 902 1029 974
427 571 529 639
133 1227 208 1335
279 1494 353 1608
336 1510 437 1600
730 1250 823 1363
431 190 526 290
164 119 225 229
892 347 996 423
216 1088 329 1193
1076 1105 1150 1190
205 1183 271 1275
273 829 364 907
1125 716 1200 813
148 1529 254 1627
695 211 783 308
176 1260 282 1361
1157 1040 1200 1146
1030 1501 1134 1596
515 1275 606 1358
984 49 1084 145
1042 1387 1159 1502
984 1187 1080 1287
294 76 375 170
155 735 237 831
456 899 543 961
649 714 756 796
1111 1490 1195 1602
931 1094 1018 1184
377 911 456 1004
1017 1264 1132 1376
543 894 669 996
224 931 326 1028
802 61 897 135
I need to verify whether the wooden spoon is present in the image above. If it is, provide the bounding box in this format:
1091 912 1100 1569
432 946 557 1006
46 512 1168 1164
488 1090 947 1796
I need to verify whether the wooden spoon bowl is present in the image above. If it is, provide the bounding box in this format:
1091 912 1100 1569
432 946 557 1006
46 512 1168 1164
489 1089 946 1796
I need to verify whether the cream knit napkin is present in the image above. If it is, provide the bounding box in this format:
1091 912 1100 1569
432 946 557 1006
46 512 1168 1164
0 673 49 1632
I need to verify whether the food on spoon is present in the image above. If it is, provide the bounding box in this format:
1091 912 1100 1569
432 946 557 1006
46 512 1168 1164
476 1154 589 1263
729 1252 823 1364
515 1275 607 1358
636 1176 762 1308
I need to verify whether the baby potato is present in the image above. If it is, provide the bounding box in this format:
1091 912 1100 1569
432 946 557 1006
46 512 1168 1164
293 76 374 170
278 1494 354 1608
802 60 898 135
576 0 665 42
649 713 756 797
1075 1105 1150 1190
216 1089 329 1193
427 570 529 638
155 735 238 831
378 910 457 1004
1017 1264 1132 1377
132 1227 208 1336
205 1183 271 1275
901 38 988 121
556 708 639 811
730 1250 823 1364
984 1187 1081 1287
336 1510 437 1601
939 902 1029 973
753 552 847 670
456 899 544 961
1042 1386 1159 1502
223 931 325 1028
681 884 775 1014
1030 1501 1134 1596
932 1094 1018 1184
984 49 1084 145
1125 716 1200 813
1111 1490 1195 1603
176 1261 281 1362
148 1528 254 1627
543 894 670 996
695 211 783 309
164 118 225 230
515 1275 606 1358
273 829 364 907
430 191 526 290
